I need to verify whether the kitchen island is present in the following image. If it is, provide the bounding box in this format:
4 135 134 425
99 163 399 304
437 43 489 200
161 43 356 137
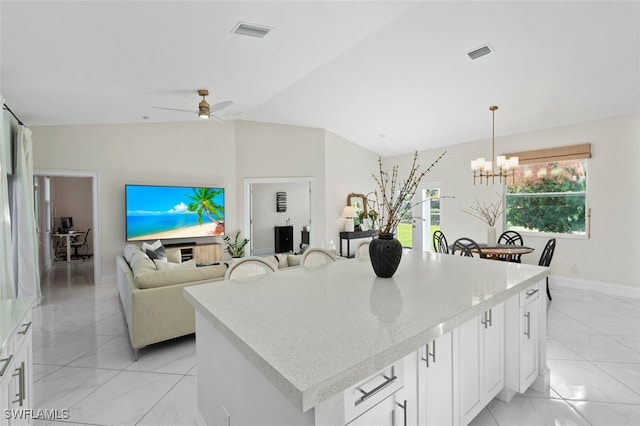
185 251 549 426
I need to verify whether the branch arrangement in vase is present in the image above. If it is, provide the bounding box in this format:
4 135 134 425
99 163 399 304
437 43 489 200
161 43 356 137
372 151 447 235
462 195 504 226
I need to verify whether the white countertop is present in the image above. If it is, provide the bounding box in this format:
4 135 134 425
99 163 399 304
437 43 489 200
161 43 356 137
1 297 35 350
184 251 549 412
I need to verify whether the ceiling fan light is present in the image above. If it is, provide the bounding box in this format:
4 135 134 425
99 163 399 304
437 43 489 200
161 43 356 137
199 111 209 119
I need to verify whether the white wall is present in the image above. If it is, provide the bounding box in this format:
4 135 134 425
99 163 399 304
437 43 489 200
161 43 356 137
324 131 379 246
387 113 640 289
235 120 326 247
251 181 310 254
32 121 236 280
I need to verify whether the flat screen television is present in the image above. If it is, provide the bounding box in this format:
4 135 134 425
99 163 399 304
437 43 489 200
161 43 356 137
125 184 225 242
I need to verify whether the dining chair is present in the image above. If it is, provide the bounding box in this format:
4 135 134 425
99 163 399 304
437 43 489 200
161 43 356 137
225 256 278 281
538 238 557 300
497 230 524 262
432 230 449 254
355 241 370 260
302 247 337 267
452 237 485 258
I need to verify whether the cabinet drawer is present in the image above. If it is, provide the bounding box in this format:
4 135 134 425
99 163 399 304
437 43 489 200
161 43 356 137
520 283 540 306
345 361 405 424
13 310 32 353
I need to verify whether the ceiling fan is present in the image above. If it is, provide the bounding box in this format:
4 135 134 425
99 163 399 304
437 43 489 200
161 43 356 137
152 89 233 120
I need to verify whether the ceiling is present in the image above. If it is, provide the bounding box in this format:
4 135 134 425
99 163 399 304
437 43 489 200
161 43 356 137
1 1 638 156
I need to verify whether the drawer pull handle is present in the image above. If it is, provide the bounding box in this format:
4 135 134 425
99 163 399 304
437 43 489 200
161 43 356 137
12 361 25 406
17 321 32 336
358 374 397 402
481 309 493 328
524 312 531 339
397 399 407 426
0 355 13 377
526 289 539 298
421 340 436 367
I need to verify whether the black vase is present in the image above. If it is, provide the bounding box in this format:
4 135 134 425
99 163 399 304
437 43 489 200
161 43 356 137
369 233 403 278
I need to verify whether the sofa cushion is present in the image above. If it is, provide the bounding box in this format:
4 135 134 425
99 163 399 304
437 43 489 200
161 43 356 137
130 251 157 276
134 264 228 289
154 259 195 271
124 244 142 264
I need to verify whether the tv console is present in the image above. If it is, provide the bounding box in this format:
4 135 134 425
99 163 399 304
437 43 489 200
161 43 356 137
165 242 221 265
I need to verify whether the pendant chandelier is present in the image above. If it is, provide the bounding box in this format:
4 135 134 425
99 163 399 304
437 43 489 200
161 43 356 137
471 106 519 185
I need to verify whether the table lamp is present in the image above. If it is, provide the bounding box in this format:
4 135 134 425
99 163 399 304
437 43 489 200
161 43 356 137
342 206 357 232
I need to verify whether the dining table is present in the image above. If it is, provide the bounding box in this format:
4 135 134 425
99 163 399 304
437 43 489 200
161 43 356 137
477 243 535 261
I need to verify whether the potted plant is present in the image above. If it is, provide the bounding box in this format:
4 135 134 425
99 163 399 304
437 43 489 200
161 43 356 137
224 231 249 258
461 194 504 246
370 150 446 277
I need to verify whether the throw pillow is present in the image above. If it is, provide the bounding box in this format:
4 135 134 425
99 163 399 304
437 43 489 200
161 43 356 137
143 240 167 261
124 244 142 264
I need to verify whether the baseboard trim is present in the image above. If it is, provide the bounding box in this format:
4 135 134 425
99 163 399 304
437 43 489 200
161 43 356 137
551 275 640 299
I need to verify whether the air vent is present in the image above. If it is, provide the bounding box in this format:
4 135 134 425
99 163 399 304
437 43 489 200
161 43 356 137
467 44 494 60
232 22 272 38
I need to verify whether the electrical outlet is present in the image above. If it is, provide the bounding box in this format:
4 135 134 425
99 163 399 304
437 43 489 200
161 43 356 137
571 264 578 273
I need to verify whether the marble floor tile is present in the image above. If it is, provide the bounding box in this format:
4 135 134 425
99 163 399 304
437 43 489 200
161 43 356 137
548 359 640 404
137 375 197 425
67 371 181 425
593 361 640 395
68 335 135 370
468 407 498 426
610 335 640 354
570 401 640 426
125 335 196 375
34 366 119 411
487 396 590 426
546 336 584 361
32 363 62 383
550 333 640 363
32 329 116 366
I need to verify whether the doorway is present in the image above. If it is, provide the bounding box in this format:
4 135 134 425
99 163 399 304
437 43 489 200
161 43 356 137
34 169 100 285
243 177 315 256
408 183 442 252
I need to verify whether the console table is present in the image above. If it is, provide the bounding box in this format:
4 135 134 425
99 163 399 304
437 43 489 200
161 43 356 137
339 230 377 258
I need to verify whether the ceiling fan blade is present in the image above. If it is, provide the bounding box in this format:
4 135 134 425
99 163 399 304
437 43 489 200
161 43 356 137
151 106 197 114
209 100 234 113
209 113 223 122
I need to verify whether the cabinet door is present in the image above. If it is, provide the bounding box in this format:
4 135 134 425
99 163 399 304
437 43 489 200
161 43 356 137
482 303 504 402
349 390 407 426
520 297 539 390
1 348 12 426
455 317 482 425
418 332 453 426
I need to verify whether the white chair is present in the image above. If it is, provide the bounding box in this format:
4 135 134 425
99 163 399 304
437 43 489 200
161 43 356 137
302 247 337 267
224 256 277 281
355 241 370 260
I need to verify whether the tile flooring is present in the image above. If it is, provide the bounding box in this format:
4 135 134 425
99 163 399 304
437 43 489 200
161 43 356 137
31 261 640 425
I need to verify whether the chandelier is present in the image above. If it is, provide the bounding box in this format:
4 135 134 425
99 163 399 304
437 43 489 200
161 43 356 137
471 105 519 185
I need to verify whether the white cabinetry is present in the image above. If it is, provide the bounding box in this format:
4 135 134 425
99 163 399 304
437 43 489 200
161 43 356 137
500 283 540 402
417 332 453 426
453 303 504 426
345 356 413 426
1 300 34 426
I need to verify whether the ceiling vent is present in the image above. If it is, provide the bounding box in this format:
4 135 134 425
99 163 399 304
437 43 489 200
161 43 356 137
232 22 272 38
467 44 494 60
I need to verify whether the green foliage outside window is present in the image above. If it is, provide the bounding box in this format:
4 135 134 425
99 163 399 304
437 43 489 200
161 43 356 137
506 160 587 234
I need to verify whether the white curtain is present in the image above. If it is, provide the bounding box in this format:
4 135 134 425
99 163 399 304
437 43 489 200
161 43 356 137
12 125 41 302
0 100 16 300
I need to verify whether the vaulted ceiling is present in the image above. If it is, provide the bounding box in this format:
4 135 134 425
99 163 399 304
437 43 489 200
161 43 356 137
1 1 638 156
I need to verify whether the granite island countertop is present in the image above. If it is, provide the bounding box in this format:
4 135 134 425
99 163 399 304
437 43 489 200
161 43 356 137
184 251 549 412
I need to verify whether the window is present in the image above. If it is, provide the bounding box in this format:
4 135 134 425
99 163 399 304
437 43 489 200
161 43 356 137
505 144 590 236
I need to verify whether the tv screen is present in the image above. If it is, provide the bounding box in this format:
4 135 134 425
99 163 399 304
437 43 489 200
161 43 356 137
125 184 225 242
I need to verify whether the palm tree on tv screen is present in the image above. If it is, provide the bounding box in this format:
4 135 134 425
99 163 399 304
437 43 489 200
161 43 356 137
187 188 224 225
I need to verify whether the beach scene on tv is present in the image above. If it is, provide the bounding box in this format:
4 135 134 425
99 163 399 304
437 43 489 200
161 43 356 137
126 185 225 241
